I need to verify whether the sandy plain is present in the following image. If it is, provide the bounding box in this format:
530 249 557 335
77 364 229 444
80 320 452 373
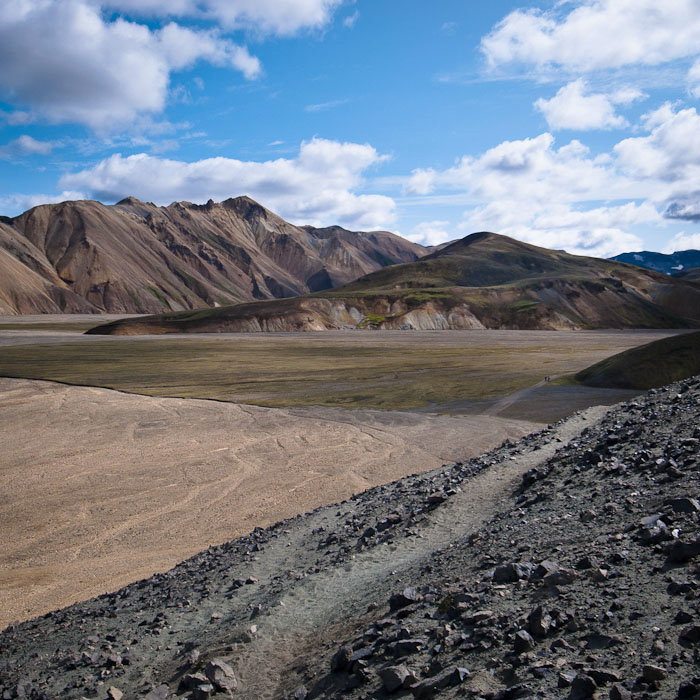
0 377 538 628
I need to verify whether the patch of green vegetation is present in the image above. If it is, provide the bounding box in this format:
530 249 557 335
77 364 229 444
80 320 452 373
357 313 388 328
511 300 541 312
127 287 143 310
146 285 172 309
0 330 681 411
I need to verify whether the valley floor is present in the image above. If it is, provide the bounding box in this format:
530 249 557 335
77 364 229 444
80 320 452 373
0 321 686 632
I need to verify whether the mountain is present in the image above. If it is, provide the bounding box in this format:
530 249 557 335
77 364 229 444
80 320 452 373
675 266 700 282
610 249 700 274
575 330 700 390
88 231 700 335
2 376 700 699
0 197 426 315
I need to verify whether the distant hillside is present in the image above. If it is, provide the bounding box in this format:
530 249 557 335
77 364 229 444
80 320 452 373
610 249 700 274
87 231 700 335
674 266 700 282
0 197 426 314
575 330 700 389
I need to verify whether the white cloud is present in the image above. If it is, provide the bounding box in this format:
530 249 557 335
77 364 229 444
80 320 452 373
304 98 350 112
689 59 700 97
482 0 700 72
0 190 87 216
59 137 396 229
406 221 453 246
662 231 700 252
0 109 34 125
343 11 359 28
403 131 666 257
534 79 644 130
406 132 635 203
615 104 700 219
101 0 343 36
0 0 261 131
461 200 652 258
0 135 55 158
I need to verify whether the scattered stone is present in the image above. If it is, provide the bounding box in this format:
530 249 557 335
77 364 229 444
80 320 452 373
410 666 469 698
143 686 169 700
609 684 632 700
667 498 700 513
514 630 535 653
569 674 597 700
493 562 533 583
528 607 552 637
379 665 412 693
330 645 353 673
668 537 700 563
204 658 237 692
543 568 577 586
191 685 214 700
679 625 700 645
389 587 422 611
106 688 123 700
678 680 700 698
642 664 668 682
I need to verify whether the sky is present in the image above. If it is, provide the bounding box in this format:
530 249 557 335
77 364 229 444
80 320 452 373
2 1 700 257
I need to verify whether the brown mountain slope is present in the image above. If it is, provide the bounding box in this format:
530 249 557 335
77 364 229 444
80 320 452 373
674 266 700 282
0 197 425 314
88 231 700 335
575 330 700 389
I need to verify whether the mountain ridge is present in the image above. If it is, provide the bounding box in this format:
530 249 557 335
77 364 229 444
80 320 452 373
88 231 700 335
610 249 700 275
0 196 426 315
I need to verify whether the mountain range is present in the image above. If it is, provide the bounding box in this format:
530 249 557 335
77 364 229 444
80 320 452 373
89 230 700 334
610 249 700 275
0 197 425 315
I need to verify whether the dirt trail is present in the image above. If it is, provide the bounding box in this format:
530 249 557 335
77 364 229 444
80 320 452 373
228 405 609 698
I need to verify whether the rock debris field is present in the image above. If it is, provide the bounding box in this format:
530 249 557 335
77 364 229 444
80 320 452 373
1 376 699 700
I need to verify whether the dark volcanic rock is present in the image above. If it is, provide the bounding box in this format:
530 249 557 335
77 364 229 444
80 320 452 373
1 376 700 700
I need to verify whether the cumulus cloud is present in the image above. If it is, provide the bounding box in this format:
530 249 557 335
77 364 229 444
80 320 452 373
405 221 453 246
0 135 55 158
0 0 261 131
688 59 700 97
101 0 343 35
403 131 665 256
406 133 635 203
615 104 700 224
0 190 87 216
461 200 652 258
662 231 700 252
482 0 700 72
534 80 645 130
59 137 396 228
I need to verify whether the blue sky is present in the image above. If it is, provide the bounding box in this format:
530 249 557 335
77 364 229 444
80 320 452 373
3 1 700 257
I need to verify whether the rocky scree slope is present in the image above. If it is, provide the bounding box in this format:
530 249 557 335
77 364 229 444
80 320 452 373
87 232 700 334
0 197 425 315
2 380 700 698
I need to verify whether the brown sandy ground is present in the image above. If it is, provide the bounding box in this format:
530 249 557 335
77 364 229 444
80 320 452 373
0 378 538 629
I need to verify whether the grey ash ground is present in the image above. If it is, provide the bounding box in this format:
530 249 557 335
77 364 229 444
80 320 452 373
1 378 700 700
